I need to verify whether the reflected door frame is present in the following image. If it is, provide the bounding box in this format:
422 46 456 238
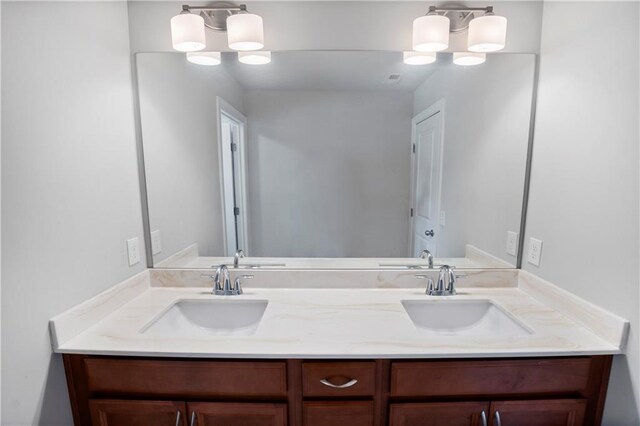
217 97 250 256
408 99 445 257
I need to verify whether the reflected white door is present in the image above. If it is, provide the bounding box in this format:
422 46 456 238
218 98 249 255
410 101 444 257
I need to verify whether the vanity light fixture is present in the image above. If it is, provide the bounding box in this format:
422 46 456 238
412 5 507 53
171 4 265 53
186 51 222 66
227 13 265 51
238 51 271 65
453 52 486 66
403 51 437 65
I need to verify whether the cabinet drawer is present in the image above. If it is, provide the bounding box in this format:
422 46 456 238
84 358 287 398
302 362 376 397
389 402 490 426
303 401 374 426
390 358 592 398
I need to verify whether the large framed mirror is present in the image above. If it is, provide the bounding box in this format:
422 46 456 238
135 51 536 269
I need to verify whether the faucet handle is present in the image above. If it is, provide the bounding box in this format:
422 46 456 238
233 277 243 295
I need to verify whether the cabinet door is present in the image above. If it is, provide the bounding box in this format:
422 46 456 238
89 399 186 426
187 402 287 426
389 402 490 426
304 401 374 426
489 399 587 426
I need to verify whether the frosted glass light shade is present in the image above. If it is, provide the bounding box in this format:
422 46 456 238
412 14 450 52
238 51 271 65
187 51 221 66
468 14 507 52
403 51 437 65
227 13 264 51
453 52 486 66
171 13 206 52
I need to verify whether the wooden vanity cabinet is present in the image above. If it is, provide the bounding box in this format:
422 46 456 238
64 355 612 426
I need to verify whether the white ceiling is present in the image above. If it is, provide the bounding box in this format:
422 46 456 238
219 51 445 91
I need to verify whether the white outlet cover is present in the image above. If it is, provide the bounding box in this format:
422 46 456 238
151 230 162 255
527 238 543 266
127 237 141 266
506 231 518 256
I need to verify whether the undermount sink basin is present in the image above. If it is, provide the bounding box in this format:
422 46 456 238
401 299 532 337
141 299 268 337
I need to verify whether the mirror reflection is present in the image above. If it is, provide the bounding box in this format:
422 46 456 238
136 51 535 269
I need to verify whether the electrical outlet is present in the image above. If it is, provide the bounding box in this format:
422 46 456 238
439 211 446 227
127 237 141 266
151 230 162 255
506 231 518 256
527 237 543 266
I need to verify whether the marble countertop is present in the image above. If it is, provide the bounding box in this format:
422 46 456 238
52 283 623 359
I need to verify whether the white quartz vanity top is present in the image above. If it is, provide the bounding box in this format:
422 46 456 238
51 282 625 358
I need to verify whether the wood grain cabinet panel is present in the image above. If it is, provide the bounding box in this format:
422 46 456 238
389 402 491 426
187 402 287 426
390 358 592 397
89 399 186 426
303 401 375 426
302 361 376 397
489 399 587 426
84 358 287 398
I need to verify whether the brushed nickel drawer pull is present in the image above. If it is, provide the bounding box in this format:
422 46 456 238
319 378 358 389
190 411 196 426
175 411 181 426
494 411 502 426
480 410 487 426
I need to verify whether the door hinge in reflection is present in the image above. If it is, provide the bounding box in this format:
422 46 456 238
234 207 240 216
231 142 238 152
412 144 416 154
410 208 414 217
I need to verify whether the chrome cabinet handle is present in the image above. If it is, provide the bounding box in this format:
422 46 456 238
480 410 487 426
175 411 181 426
425 229 435 237
319 378 358 389
493 411 502 426
189 412 196 426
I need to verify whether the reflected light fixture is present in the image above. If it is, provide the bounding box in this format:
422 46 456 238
238 51 271 65
453 52 486 66
186 51 222 66
403 51 437 65
171 4 265 54
411 5 507 54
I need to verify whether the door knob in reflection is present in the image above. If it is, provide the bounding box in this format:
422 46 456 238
425 230 435 237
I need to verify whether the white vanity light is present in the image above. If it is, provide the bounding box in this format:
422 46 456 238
186 51 222 66
468 10 507 52
403 51 437 65
238 51 271 65
412 14 450 52
170 11 206 52
453 52 486 66
227 13 265 51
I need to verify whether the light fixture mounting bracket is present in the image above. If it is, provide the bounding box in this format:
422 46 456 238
181 2 248 32
427 4 494 33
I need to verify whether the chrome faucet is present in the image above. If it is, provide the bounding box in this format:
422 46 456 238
202 265 252 296
419 249 434 269
416 265 457 296
233 249 245 268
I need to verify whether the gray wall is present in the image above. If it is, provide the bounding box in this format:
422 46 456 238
137 53 244 262
524 2 640 424
244 90 413 257
1 2 145 424
413 54 535 264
